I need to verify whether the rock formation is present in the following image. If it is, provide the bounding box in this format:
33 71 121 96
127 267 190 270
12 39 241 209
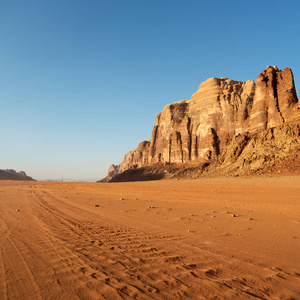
102 66 299 182
248 66 298 131
0 169 35 181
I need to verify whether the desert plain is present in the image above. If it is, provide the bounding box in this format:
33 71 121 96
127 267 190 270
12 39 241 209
0 176 299 299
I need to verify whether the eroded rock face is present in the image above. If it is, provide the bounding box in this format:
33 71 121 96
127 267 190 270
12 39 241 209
104 66 298 180
216 123 300 175
146 78 256 165
248 66 298 131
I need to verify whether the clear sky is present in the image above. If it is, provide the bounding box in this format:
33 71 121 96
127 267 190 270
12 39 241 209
1 0 299 181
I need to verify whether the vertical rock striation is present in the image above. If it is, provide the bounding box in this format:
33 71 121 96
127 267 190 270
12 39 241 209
248 66 298 131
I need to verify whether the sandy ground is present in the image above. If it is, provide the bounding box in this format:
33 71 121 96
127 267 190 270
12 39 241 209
0 176 299 299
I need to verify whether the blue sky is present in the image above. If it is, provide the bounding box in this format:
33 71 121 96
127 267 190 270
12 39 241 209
1 0 299 181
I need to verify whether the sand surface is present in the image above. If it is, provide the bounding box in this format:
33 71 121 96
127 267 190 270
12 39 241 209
0 176 299 299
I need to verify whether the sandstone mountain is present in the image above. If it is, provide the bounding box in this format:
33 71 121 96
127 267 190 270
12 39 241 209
101 66 300 182
0 169 35 181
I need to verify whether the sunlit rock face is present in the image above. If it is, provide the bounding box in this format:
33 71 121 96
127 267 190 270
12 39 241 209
104 66 298 180
248 66 298 131
146 78 256 164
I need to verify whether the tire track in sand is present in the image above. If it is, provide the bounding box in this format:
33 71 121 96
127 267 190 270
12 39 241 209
4 236 43 300
29 189 300 299
0 217 28 300
33 191 210 298
0 246 8 300
32 191 153 299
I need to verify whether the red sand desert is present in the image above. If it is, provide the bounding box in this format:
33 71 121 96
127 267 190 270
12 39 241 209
0 176 299 299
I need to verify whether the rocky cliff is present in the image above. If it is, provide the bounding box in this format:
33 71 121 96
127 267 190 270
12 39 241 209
0 169 35 181
102 66 299 182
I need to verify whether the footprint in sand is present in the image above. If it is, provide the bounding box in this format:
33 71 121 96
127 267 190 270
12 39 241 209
204 268 221 278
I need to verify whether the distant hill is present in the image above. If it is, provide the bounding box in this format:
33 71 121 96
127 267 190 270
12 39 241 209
0 169 35 181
